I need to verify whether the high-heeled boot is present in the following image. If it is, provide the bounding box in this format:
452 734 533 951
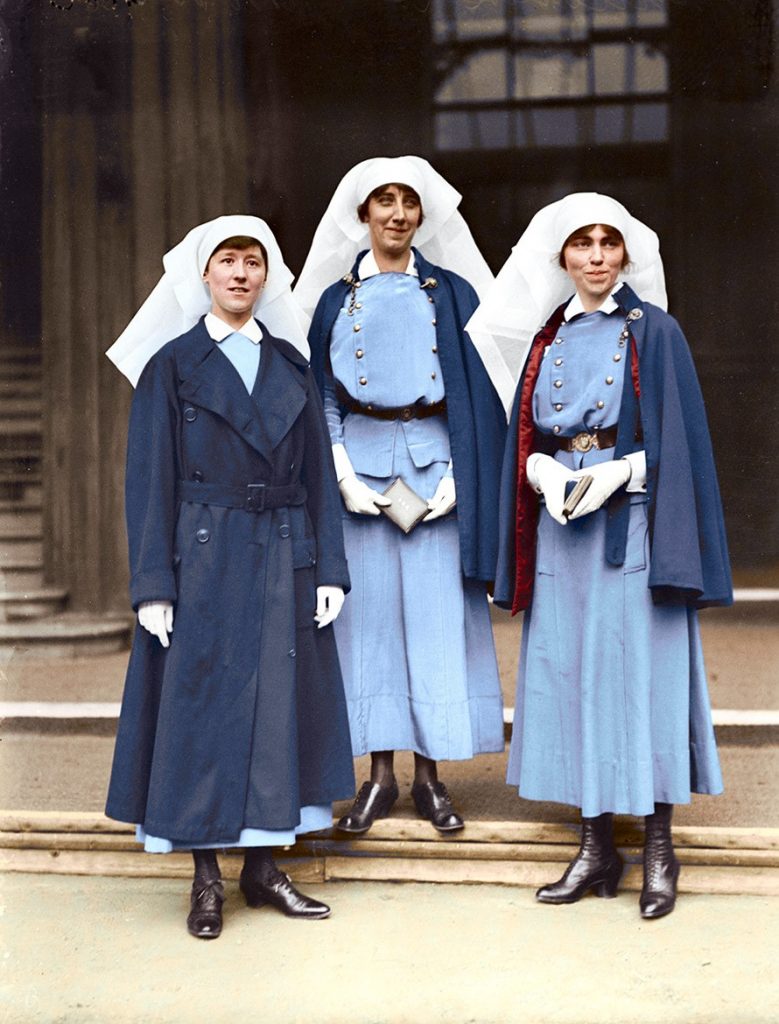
536 813 623 904
187 850 224 939
640 802 679 919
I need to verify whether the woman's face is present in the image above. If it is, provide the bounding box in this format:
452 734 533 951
203 244 267 326
363 184 422 261
562 224 625 310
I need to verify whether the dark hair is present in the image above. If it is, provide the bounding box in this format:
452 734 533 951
557 224 630 269
204 235 268 272
356 184 424 225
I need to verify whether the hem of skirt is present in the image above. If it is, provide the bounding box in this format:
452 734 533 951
511 784 724 818
350 740 506 761
136 804 333 853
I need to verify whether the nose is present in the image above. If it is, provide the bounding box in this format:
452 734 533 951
233 262 247 279
590 244 604 265
390 200 406 222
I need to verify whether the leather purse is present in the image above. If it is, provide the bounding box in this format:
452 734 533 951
380 478 430 534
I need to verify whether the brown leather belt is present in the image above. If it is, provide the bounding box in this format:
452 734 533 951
554 425 618 453
336 382 446 422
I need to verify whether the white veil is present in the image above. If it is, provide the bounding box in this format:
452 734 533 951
106 215 310 387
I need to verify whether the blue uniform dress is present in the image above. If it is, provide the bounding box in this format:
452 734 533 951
324 270 504 761
138 322 331 852
506 305 723 817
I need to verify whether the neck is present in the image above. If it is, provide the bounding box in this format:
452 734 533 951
576 291 605 314
372 246 411 275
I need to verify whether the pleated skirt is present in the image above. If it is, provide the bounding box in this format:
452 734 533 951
507 496 723 817
336 445 504 762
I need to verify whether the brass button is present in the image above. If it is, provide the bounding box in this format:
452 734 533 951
431 318 437 325
184 407 197 422
354 324 361 332
432 346 438 353
428 295 434 303
613 353 621 362
605 376 614 385
555 338 563 345
596 400 605 410
359 376 368 385
356 349 364 359
554 403 563 412
355 281 361 288
192 470 204 482
553 425 561 434
554 358 563 367
355 302 362 310
553 379 563 389
431 372 436 379
196 528 210 544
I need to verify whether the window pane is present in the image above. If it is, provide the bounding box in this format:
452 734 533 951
635 46 668 92
436 50 507 103
518 0 588 41
474 109 512 148
434 110 473 151
593 103 627 144
514 51 589 99
637 0 668 27
631 102 668 141
433 0 506 42
593 43 628 95
591 0 629 30
530 107 580 147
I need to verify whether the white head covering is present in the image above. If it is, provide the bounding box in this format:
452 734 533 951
106 215 310 386
466 193 667 410
293 155 508 409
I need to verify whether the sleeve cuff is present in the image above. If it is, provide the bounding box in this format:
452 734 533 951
623 450 647 492
331 443 355 483
130 569 177 611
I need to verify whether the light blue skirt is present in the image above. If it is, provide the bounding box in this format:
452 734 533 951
507 496 723 817
136 804 333 852
336 442 504 761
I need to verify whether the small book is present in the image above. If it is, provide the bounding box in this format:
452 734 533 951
380 478 430 534
562 475 594 518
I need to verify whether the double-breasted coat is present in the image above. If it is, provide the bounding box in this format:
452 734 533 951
105 319 355 845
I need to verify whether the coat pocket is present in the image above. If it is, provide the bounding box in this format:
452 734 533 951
292 535 317 570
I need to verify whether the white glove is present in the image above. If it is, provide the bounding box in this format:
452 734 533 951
525 453 572 526
338 474 392 516
315 586 345 628
424 475 456 522
568 458 631 519
138 601 174 648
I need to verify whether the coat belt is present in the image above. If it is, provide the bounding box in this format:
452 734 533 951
178 480 307 512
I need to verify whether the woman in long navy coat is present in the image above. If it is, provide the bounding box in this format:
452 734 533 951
469 193 731 919
105 216 355 939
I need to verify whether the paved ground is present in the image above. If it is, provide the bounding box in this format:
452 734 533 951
1 874 776 1024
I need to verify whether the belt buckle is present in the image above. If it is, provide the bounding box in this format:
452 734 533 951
572 431 594 453
400 407 413 422
246 483 266 512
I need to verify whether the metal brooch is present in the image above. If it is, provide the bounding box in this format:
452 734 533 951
626 308 643 321
421 277 438 289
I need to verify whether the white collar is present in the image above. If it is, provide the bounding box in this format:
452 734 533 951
205 312 263 344
563 288 621 322
358 249 418 280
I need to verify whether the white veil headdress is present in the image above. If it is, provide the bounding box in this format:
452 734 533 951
106 215 310 386
466 193 667 409
293 156 512 405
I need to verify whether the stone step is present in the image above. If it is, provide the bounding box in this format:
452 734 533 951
0 558 44 589
0 812 776 896
0 396 42 419
0 379 42 400
0 613 132 657
0 454 41 477
0 507 42 532
0 536 43 562
0 479 42 503
0 586 68 622
0 418 42 440
0 365 41 383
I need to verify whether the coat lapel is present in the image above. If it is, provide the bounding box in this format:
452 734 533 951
175 320 306 464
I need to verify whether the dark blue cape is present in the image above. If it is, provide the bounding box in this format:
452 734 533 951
495 283 732 611
307 247 507 583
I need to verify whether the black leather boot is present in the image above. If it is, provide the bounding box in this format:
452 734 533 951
240 848 330 920
640 803 679 919
187 851 224 939
536 813 623 904
336 778 399 834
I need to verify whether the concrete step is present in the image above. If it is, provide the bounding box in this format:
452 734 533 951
0 586 68 622
0 379 42 400
0 558 43 589
0 811 776 896
0 613 132 657
0 396 42 419
0 506 42 532
0 420 42 443
0 536 43 562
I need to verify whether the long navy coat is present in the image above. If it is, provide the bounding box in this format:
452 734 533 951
106 319 355 844
307 248 507 583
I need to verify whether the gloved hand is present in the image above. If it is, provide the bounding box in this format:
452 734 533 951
315 586 345 628
525 453 572 526
567 458 631 519
424 475 456 522
138 601 174 648
338 475 392 516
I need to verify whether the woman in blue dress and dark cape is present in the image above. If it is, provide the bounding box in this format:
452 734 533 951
468 193 732 918
295 157 509 834
105 216 355 939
